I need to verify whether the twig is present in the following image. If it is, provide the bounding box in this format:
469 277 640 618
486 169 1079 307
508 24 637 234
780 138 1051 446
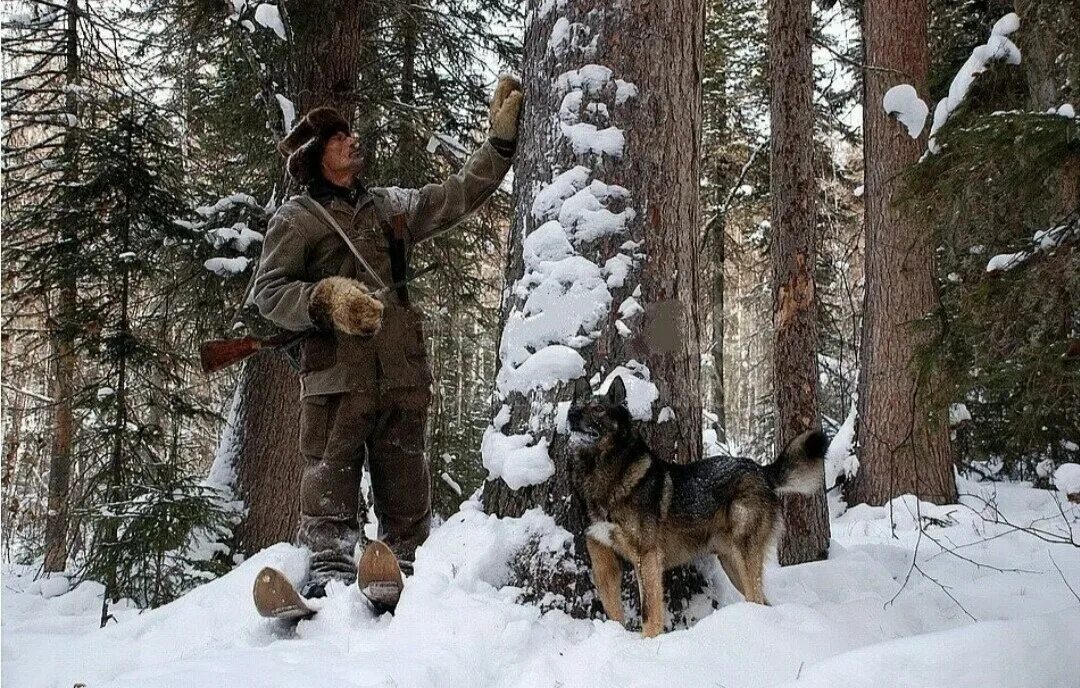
1048 552 1080 604
1 383 54 404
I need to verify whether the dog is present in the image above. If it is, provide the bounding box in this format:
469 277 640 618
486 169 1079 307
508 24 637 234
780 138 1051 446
566 375 828 637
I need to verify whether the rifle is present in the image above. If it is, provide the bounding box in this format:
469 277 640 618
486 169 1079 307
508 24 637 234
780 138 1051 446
199 263 439 375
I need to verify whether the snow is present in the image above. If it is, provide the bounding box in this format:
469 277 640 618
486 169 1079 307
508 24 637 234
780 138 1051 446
1056 103 1076 119
253 4 285 40
825 403 858 489
275 94 296 131
990 12 1020 37
598 364 658 421
481 406 555 490
617 295 644 318
555 65 613 95
985 252 1024 272
535 0 567 21
532 166 592 221
204 256 250 277
950 402 972 425
985 222 1071 273
38 573 71 599
556 65 626 158
549 18 594 58
496 344 585 396
5 479 1078 688
929 13 1022 153
560 123 625 158
440 472 463 496
603 253 632 288
207 222 264 252
1053 464 1080 497
614 79 638 106
196 193 260 217
882 84 929 139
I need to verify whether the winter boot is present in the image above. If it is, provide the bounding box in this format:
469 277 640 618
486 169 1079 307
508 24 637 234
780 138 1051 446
301 549 357 599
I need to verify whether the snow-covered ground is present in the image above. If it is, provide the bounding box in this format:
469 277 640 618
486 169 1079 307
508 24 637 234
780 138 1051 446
4 477 1079 688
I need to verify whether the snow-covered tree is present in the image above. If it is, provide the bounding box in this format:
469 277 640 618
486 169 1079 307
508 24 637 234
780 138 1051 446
481 0 704 621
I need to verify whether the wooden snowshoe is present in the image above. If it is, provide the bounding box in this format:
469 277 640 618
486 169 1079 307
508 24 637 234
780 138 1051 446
358 540 404 611
253 567 316 620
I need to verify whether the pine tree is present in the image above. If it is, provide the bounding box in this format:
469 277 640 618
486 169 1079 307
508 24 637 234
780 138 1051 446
64 103 233 621
904 9 1079 482
848 0 956 507
769 0 830 564
481 0 704 625
2 0 88 573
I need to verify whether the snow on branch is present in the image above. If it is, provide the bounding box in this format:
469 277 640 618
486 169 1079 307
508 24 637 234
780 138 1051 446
883 84 929 139
253 4 286 40
928 12 1022 154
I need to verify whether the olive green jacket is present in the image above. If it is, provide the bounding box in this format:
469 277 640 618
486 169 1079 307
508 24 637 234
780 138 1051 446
252 140 511 405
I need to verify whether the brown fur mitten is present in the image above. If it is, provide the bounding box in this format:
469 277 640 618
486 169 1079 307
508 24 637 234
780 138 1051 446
309 277 384 336
488 74 523 141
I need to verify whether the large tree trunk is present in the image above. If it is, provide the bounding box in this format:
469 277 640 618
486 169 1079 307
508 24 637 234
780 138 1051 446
483 0 704 621
43 0 80 573
769 0 829 564
231 353 303 552
848 0 955 507
229 0 368 553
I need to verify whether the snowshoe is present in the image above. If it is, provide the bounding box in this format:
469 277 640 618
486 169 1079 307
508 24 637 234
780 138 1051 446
358 540 404 612
253 567 317 620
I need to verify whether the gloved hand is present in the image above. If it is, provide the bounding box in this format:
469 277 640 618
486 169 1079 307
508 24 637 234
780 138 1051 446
309 276 384 336
489 74 524 142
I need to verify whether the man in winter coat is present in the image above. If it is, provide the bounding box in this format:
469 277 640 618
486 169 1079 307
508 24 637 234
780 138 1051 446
252 76 522 598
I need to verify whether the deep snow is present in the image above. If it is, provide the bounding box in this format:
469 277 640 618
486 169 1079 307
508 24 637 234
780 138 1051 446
4 477 1079 688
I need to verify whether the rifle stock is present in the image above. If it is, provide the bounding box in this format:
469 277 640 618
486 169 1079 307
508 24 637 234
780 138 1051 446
200 332 304 374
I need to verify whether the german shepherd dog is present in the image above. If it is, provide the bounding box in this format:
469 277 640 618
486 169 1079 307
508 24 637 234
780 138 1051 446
567 376 828 637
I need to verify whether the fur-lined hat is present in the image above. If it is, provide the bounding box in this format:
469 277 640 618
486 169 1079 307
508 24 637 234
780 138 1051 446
277 107 350 184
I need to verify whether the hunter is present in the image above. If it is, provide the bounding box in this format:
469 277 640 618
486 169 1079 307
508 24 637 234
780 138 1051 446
252 76 523 598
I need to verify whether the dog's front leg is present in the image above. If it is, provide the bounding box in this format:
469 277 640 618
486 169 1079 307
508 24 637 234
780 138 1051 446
586 536 624 625
635 549 664 638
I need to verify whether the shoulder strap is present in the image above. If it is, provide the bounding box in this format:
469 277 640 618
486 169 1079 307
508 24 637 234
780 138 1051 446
295 196 388 290
385 213 411 304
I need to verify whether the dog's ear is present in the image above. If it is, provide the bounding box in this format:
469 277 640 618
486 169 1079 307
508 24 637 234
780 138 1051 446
605 375 627 406
572 377 591 403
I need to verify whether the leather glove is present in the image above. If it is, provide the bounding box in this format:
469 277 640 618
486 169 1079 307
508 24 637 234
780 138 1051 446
309 276 384 336
489 74 523 142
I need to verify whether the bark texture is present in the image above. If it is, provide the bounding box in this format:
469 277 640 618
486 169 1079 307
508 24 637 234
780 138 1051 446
43 0 80 573
769 0 829 564
849 0 956 506
484 0 704 620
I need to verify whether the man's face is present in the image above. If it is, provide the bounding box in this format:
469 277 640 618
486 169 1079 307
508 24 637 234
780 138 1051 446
320 131 363 180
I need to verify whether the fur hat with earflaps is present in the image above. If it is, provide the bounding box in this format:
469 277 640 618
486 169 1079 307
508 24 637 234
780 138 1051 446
277 107 350 184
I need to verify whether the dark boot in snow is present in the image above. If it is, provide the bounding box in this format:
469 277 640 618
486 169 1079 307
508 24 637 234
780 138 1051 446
301 550 357 599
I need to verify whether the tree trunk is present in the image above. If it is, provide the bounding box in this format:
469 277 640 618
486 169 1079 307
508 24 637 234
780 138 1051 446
483 0 704 621
848 0 955 507
43 0 80 574
229 0 369 553
769 0 829 564
231 353 303 552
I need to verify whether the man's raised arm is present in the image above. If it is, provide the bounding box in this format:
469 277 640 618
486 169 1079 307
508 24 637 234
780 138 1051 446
374 75 523 244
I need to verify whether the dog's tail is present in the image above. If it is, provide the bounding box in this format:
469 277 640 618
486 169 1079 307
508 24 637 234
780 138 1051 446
764 430 828 496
